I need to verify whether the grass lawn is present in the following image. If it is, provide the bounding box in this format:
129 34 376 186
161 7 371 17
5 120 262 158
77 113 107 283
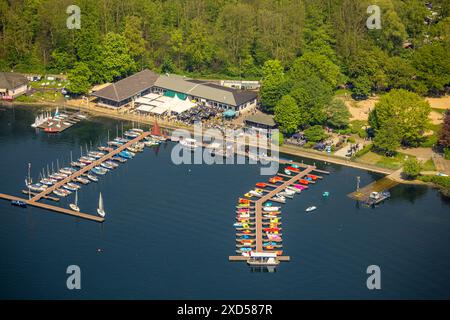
358 151 419 170
422 158 437 171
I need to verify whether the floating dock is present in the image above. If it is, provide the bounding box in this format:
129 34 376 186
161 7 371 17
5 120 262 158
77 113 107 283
229 162 329 264
0 131 151 222
37 110 87 133
348 177 398 202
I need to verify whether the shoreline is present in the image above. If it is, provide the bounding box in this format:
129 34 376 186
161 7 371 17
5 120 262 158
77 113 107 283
0 101 416 179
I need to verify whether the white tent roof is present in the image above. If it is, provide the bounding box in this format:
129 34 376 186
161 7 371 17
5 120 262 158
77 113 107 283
169 96 196 114
148 105 169 115
136 104 155 113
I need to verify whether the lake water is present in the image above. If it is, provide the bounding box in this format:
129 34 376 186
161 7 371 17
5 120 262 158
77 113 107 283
0 106 449 299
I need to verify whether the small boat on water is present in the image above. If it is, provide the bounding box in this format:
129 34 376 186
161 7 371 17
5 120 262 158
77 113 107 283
91 167 108 175
98 146 113 152
71 161 86 168
69 190 80 212
63 184 79 192
74 176 90 184
60 167 76 175
11 200 27 208
263 206 280 212
86 174 98 182
306 206 317 212
284 169 292 175
100 162 115 170
40 178 55 186
119 150 134 159
255 183 267 188
179 138 199 150
97 192 106 217
322 191 330 197
25 182 47 192
112 156 127 163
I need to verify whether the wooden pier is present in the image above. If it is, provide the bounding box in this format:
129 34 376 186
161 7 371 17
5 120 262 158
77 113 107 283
1 131 151 222
230 162 329 264
348 177 398 201
37 110 87 133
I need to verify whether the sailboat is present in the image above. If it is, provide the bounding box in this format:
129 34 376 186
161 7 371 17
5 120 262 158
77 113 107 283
97 192 106 217
69 190 80 212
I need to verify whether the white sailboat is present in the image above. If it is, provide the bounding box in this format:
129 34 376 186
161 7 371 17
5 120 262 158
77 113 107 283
97 192 105 217
69 190 80 212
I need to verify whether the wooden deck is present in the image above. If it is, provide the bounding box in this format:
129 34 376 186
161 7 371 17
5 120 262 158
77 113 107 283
348 177 398 201
0 193 104 222
1 131 151 222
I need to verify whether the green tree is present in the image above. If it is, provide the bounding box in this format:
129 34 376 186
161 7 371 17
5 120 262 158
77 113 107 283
304 125 327 142
67 62 92 95
373 120 402 155
370 89 431 146
274 95 301 135
101 32 136 82
326 99 351 129
124 16 146 66
413 42 450 95
288 52 342 89
260 60 288 112
290 75 333 125
403 157 422 179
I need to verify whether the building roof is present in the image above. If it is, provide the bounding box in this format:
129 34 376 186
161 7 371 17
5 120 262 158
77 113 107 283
91 70 257 107
0 72 29 90
92 69 159 102
154 74 257 107
245 113 277 127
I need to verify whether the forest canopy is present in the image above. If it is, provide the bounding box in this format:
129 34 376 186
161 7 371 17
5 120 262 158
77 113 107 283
0 0 449 98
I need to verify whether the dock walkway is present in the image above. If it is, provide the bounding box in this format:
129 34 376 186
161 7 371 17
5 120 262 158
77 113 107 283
1 131 151 222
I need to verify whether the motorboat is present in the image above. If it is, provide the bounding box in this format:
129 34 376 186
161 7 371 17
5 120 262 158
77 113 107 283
306 206 317 212
86 174 98 182
255 183 267 188
179 138 199 150
11 200 27 208
100 162 115 170
104 160 118 168
246 252 280 267
322 191 330 197
112 156 127 163
74 176 90 185
249 190 263 197
91 167 108 175
119 150 133 159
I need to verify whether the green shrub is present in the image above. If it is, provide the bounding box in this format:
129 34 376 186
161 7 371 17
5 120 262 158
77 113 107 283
352 144 372 158
303 141 315 149
418 175 450 188
444 148 450 160
347 137 356 143
403 158 422 179
358 129 368 138
420 135 438 148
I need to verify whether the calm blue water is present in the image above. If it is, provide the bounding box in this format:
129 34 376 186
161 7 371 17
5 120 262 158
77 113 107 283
0 106 449 299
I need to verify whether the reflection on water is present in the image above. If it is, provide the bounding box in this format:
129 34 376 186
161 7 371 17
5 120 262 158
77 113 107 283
0 105 449 299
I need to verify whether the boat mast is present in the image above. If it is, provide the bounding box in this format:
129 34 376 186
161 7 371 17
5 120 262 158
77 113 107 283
70 151 73 163
27 163 31 184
